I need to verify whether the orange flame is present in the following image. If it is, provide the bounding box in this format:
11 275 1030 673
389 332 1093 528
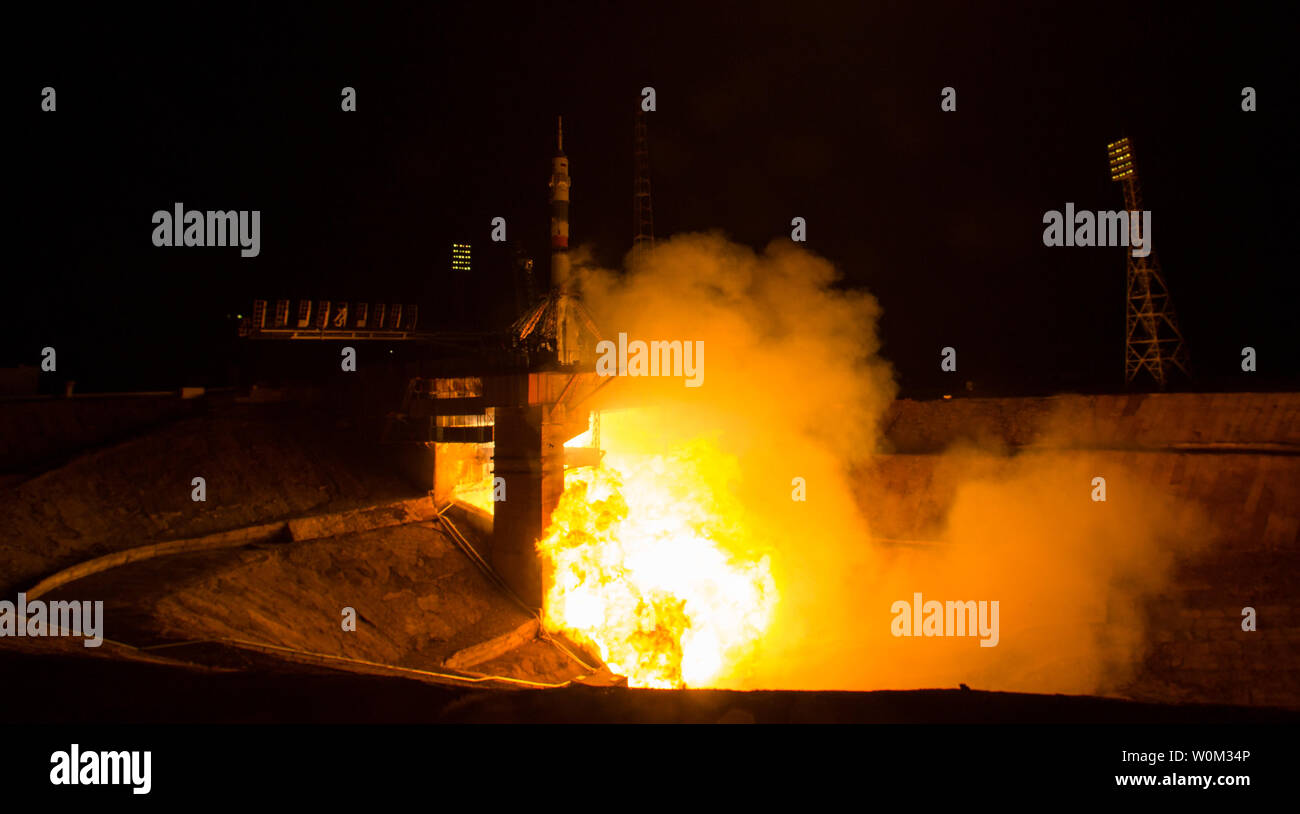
538 436 778 688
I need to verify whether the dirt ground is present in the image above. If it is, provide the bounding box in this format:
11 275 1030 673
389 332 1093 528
0 401 585 688
0 403 417 596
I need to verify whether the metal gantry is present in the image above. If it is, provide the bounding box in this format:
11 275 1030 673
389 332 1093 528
1107 137 1190 387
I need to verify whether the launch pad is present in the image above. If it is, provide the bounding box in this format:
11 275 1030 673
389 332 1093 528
396 371 605 608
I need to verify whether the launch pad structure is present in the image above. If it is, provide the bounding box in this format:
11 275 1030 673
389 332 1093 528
242 117 607 608
394 118 607 608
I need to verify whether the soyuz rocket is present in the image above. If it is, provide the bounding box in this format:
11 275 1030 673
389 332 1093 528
549 116 571 288
548 116 579 364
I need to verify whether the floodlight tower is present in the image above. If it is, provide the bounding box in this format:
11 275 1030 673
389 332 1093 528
1107 137 1189 387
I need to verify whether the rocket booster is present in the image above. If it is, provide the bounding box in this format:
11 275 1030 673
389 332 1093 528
549 116 571 288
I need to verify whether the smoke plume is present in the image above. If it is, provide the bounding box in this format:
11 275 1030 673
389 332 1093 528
569 232 1207 694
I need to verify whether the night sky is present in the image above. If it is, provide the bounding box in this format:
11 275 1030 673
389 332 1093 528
11 2 1296 394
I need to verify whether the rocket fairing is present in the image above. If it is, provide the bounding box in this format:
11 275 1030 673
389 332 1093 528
549 116 571 288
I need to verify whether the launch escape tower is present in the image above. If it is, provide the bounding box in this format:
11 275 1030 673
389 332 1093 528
632 107 654 262
1107 137 1190 388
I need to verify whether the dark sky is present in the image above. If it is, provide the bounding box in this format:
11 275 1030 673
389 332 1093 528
11 1 1296 394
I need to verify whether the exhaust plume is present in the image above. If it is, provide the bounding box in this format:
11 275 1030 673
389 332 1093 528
551 232 1206 693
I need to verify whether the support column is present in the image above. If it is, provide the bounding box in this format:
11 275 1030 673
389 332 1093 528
491 403 565 609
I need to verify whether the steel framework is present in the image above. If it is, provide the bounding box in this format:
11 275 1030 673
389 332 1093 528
1108 137 1189 387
